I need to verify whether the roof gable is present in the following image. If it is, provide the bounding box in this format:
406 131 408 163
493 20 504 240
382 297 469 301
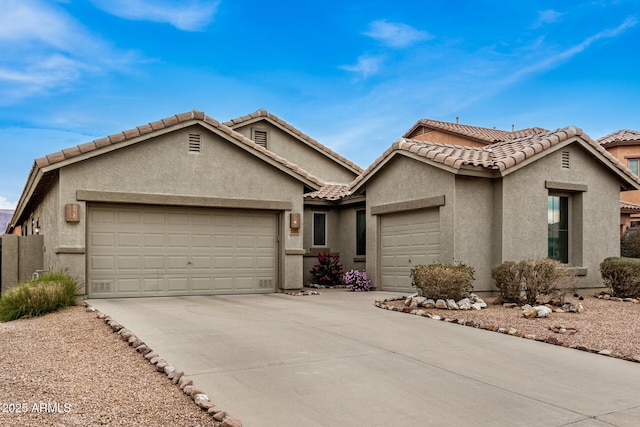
225 109 363 175
404 118 547 145
351 126 640 193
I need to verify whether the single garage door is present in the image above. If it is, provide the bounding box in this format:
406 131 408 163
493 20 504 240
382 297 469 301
380 208 441 292
87 204 277 298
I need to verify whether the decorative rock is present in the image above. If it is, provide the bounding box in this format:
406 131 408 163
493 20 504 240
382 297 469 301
599 349 612 356
415 296 427 306
172 371 184 384
524 334 536 340
121 331 133 340
179 378 193 390
86 306 96 312
144 351 158 360
522 308 538 319
431 315 441 320
435 299 447 309
156 361 168 372
97 312 107 319
534 306 552 318
208 406 225 414
199 401 216 410
213 411 228 422
183 385 194 395
221 417 243 427
546 337 558 345
404 297 413 306
522 304 532 310
446 299 459 310
507 328 518 335
150 356 160 364
194 393 209 405
164 365 175 376
127 335 138 344
457 298 471 310
424 299 436 308
471 303 483 310
131 339 144 348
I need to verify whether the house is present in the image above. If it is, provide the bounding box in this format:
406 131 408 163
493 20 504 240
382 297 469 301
349 122 640 294
2 110 361 297
597 129 640 233
3 112 637 297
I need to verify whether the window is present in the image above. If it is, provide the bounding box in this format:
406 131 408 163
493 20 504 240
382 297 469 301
356 209 366 256
548 195 569 263
628 159 639 176
313 213 326 246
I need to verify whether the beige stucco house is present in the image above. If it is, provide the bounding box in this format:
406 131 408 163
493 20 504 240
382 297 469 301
3 113 638 297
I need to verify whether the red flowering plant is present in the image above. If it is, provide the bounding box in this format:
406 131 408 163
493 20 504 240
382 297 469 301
310 252 343 287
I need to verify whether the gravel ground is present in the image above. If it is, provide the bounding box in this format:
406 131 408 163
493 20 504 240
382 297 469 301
0 305 219 427
384 295 640 361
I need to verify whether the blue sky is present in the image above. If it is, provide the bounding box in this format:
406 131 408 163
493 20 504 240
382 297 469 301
0 0 639 209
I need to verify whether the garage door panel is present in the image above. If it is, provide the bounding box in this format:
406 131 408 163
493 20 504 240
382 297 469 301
88 205 277 298
380 208 441 292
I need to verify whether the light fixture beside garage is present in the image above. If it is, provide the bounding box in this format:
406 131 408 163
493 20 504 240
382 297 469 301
65 204 81 222
290 213 301 235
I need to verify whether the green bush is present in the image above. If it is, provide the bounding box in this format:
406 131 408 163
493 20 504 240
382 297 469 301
0 272 78 322
492 259 576 305
491 261 521 303
411 261 474 300
600 257 640 298
621 228 640 258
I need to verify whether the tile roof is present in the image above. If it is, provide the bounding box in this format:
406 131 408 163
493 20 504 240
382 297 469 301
224 109 364 174
621 201 640 212
33 110 325 188
406 118 547 144
351 126 640 191
597 130 640 147
304 184 351 201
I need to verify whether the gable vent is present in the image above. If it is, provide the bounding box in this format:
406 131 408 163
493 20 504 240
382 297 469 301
561 151 570 169
253 130 267 148
188 134 201 153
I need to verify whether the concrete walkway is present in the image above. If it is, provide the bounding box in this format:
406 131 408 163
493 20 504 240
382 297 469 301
89 290 640 427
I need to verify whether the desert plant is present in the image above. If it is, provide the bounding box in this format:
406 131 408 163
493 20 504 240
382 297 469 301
600 257 640 298
621 227 640 258
492 259 576 305
492 261 522 303
410 261 474 300
343 269 372 292
0 272 78 322
309 252 343 287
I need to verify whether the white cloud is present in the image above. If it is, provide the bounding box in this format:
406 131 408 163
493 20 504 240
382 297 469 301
90 0 220 31
340 55 386 78
364 20 432 48
532 9 564 28
0 0 138 103
0 196 17 210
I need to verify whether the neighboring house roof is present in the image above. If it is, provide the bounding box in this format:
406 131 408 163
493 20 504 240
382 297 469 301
597 129 640 147
404 118 547 144
225 109 363 175
620 201 640 213
351 126 640 193
8 111 326 233
304 184 351 201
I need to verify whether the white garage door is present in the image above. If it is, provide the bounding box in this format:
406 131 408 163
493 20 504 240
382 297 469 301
380 208 441 292
87 204 277 298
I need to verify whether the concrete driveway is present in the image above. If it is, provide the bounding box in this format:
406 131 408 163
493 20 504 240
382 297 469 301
89 290 640 427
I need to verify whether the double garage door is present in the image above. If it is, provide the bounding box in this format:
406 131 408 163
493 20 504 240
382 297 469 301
380 208 441 292
87 204 278 298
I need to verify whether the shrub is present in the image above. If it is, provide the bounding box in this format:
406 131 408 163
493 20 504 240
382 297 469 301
491 261 521 303
310 252 343 287
343 269 372 292
0 272 78 322
410 261 474 300
600 257 640 298
492 259 576 305
621 228 640 258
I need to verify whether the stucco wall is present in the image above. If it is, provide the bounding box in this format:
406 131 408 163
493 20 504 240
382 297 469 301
499 143 621 290
234 121 358 184
44 124 308 292
604 145 640 204
453 176 494 293
363 155 456 288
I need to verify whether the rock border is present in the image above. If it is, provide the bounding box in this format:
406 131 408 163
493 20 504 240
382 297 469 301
84 302 242 427
374 296 640 364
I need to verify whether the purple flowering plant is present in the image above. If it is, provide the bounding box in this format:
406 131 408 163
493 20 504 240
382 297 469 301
343 269 371 292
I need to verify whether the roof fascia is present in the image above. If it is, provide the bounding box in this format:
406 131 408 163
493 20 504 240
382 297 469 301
8 166 44 232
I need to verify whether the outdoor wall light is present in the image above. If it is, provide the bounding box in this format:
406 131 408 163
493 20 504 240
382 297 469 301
290 213 301 230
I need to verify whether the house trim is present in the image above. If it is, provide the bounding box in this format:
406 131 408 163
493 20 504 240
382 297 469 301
371 195 446 216
76 190 294 211
545 181 588 192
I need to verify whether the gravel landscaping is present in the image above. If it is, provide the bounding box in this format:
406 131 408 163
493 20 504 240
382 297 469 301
377 294 640 362
0 304 238 427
